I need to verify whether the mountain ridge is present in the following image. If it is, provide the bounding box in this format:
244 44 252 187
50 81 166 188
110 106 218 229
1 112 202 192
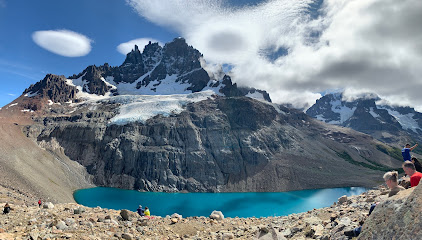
306 92 422 145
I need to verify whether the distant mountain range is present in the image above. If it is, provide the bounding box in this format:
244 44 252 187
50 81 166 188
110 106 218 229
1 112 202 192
306 92 422 144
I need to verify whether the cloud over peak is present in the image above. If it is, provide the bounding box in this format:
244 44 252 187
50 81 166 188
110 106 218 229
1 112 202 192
32 30 93 57
128 0 422 110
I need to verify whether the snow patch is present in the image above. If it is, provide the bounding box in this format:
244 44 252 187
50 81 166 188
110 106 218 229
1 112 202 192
21 109 34 113
109 90 215 125
6 103 18 109
330 99 356 124
369 107 380 118
24 92 39 97
379 107 421 133
246 91 266 101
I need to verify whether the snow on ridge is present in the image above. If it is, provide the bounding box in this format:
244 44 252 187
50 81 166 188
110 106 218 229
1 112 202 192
246 91 265 101
330 99 356 124
379 107 421 132
24 92 39 98
66 74 114 101
369 107 380 119
109 90 215 125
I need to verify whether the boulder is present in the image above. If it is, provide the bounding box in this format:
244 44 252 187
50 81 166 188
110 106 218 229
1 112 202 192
120 209 136 221
358 187 419 239
43 202 54 209
171 213 182 219
122 233 133 240
74 207 85 214
338 195 348 204
209 210 224 221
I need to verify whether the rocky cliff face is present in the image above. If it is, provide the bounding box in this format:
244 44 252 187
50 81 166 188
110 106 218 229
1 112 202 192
307 92 422 144
21 94 403 193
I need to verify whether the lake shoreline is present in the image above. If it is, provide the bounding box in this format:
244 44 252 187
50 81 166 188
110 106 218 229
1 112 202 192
2 183 406 239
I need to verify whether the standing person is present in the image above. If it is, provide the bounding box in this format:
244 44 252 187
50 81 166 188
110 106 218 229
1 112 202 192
38 199 42 208
411 157 422 173
137 205 144 216
402 161 422 187
402 143 418 161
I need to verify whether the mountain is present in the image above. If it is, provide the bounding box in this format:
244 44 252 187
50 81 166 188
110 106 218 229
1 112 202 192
0 39 405 200
306 92 422 144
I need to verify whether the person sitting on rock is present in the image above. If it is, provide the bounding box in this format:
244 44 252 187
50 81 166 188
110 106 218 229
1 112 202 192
3 203 12 214
384 171 405 197
402 161 422 187
137 205 145 216
411 157 422 173
144 206 150 216
344 170 405 238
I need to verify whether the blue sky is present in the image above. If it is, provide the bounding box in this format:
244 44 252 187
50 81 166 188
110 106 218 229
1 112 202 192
1 0 422 110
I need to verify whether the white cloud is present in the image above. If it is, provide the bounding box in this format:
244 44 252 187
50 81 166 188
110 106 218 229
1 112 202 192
117 38 163 55
127 0 422 110
7 93 16 96
32 30 93 57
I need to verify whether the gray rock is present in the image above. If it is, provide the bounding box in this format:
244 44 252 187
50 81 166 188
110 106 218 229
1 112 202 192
122 233 133 240
338 195 348 205
55 220 67 230
43 202 54 209
73 207 85 214
120 209 132 221
65 218 76 226
209 210 224 221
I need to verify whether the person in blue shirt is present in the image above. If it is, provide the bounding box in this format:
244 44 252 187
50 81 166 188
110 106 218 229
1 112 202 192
402 143 418 161
137 205 145 216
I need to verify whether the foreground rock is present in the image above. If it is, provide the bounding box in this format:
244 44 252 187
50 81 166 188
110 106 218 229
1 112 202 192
2 185 418 239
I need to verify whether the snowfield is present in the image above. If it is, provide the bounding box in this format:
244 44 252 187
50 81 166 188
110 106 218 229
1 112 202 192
108 90 215 125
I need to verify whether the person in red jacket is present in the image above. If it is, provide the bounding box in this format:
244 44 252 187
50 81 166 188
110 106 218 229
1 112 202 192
38 199 42 208
402 161 422 187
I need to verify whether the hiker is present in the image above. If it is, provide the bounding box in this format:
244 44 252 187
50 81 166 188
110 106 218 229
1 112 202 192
38 199 42 208
3 203 12 214
344 170 405 238
402 143 418 161
411 157 422 173
137 205 144 216
144 206 150 216
402 161 422 187
383 171 405 197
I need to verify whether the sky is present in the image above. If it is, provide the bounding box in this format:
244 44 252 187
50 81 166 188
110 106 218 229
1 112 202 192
1 0 422 111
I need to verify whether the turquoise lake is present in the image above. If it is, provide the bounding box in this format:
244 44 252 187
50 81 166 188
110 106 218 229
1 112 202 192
74 187 367 218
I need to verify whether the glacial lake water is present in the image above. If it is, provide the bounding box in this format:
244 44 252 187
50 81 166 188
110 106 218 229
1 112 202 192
74 187 367 218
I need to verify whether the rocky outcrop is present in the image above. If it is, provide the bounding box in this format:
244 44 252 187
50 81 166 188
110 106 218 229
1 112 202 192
358 183 421 239
23 74 78 103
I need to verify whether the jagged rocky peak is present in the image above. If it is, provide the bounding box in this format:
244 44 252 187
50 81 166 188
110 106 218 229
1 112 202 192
160 37 203 75
122 44 143 66
22 37 272 104
23 74 78 103
142 41 163 71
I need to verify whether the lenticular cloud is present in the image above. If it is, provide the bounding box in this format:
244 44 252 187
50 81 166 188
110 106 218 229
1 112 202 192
117 38 163 55
32 30 93 57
